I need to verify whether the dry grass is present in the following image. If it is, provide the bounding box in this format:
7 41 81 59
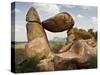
15 43 25 50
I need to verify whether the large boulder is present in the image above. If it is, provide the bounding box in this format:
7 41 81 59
25 7 51 60
42 12 74 32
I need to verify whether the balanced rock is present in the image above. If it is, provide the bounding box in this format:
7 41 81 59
25 7 97 71
25 7 51 60
42 12 74 32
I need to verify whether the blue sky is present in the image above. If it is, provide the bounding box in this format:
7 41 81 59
11 2 97 42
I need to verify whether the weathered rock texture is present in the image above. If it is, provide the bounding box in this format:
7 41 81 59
59 28 96 53
42 12 74 32
37 28 97 71
26 7 40 22
37 55 55 71
25 7 51 60
25 7 97 71
55 28 97 70
67 28 94 42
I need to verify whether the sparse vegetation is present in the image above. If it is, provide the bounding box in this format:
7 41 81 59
12 40 97 73
87 55 97 68
15 57 40 73
49 41 64 53
88 29 97 40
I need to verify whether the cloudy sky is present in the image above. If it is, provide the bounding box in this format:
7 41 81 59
11 2 97 42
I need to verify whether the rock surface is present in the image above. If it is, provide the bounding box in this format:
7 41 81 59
25 36 51 60
67 28 94 42
42 12 74 32
37 38 97 71
25 7 51 60
37 28 97 71
37 56 55 71
26 22 47 41
26 7 40 22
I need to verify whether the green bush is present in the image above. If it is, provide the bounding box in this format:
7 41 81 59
15 57 40 73
49 41 64 53
87 55 97 68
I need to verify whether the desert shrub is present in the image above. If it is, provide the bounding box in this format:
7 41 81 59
15 57 40 73
87 55 97 68
49 41 64 53
62 55 97 70
88 29 97 40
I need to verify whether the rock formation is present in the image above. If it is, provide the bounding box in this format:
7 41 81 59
42 12 74 32
37 28 97 71
25 7 97 71
59 28 96 53
67 28 94 42
56 28 97 70
25 7 51 60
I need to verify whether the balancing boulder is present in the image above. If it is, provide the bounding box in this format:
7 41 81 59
42 12 75 32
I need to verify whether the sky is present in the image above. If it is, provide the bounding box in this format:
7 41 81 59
11 2 97 42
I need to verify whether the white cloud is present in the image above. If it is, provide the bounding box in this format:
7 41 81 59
15 8 21 13
11 25 23 35
33 3 60 21
91 17 97 25
14 24 27 41
78 6 92 10
15 24 25 32
77 14 84 18
62 5 76 8
91 17 98 30
11 8 21 13
60 5 92 10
